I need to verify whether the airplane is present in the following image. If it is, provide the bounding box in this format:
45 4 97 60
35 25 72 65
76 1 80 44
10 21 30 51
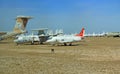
106 32 120 37
14 34 40 45
14 28 48 45
14 28 64 45
46 28 85 46
85 32 106 37
0 16 32 41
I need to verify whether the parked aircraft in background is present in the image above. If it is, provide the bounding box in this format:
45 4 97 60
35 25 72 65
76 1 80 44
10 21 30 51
47 29 64 36
14 28 64 45
14 28 48 45
14 34 40 45
85 32 106 37
0 16 32 41
106 32 120 37
46 28 85 46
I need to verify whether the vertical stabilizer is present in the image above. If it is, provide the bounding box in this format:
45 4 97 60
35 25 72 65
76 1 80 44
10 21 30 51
0 16 32 41
76 28 85 38
14 16 32 33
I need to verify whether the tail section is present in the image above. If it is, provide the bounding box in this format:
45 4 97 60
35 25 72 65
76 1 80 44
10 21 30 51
13 16 32 33
76 28 85 38
0 16 32 41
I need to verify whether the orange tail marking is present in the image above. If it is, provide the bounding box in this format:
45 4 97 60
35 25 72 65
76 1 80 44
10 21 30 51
76 28 85 38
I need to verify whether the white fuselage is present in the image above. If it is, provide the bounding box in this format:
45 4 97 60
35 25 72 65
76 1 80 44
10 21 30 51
46 35 81 45
14 35 40 44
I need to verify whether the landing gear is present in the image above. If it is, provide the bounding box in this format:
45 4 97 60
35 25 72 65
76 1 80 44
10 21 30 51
64 43 67 46
40 42 43 44
31 41 34 45
63 43 72 46
69 43 72 46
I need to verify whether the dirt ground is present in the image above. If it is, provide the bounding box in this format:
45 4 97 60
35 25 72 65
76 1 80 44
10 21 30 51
0 37 120 74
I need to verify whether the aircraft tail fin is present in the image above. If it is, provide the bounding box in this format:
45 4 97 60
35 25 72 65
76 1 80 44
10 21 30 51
13 16 32 33
76 28 85 38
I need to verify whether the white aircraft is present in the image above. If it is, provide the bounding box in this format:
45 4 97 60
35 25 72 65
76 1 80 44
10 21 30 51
85 32 106 37
14 28 48 45
0 16 32 41
14 28 65 45
14 34 40 45
46 28 85 46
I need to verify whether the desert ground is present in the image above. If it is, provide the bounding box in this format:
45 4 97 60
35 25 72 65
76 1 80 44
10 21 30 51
0 37 120 74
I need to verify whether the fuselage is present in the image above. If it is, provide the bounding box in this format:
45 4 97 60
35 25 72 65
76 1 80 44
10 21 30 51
46 35 81 44
46 28 85 46
14 35 40 44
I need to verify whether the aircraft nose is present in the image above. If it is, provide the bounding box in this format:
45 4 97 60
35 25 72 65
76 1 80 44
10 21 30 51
14 39 22 43
14 39 19 43
46 40 50 43
46 39 53 43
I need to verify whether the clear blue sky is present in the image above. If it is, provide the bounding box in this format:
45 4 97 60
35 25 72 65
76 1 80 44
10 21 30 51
0 0 120 33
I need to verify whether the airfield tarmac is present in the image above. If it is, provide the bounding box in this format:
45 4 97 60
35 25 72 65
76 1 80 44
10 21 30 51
0 37 120 74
